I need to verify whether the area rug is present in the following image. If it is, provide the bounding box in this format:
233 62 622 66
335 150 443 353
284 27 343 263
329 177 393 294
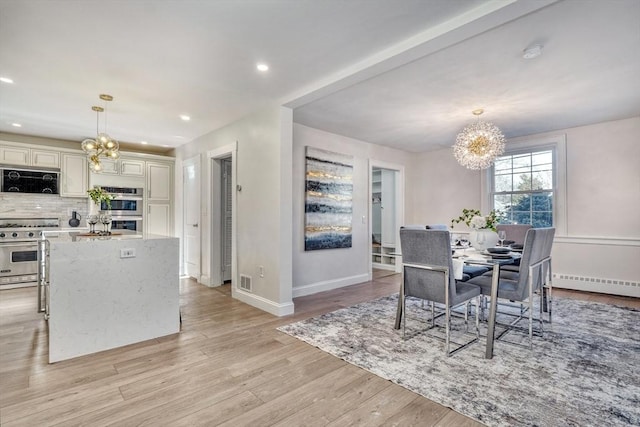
278 294 640 427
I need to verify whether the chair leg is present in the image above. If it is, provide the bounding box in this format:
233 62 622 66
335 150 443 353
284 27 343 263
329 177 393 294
464 301 469 332
548 261 553 323
402 292 406 340
445 305 451 356
430 301 435 328
528 276 534 349
475 296 480 339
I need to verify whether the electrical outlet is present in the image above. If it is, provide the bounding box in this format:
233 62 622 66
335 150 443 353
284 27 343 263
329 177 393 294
120 248 136 258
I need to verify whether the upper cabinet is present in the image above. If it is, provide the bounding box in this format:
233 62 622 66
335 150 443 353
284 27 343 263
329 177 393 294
0 145 60 168
147 162 172 201
0 146 29 165
94 158 145 176
60 153 88 197
31 149 60 168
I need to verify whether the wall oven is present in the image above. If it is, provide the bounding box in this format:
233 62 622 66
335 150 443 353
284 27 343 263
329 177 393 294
1 166 60 194
110 216 143 232
100 187 143 216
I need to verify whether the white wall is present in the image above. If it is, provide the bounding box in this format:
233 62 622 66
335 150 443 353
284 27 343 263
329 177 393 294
174 106 294 316
407 116 640 296
292 124 411 297
406 147 481 227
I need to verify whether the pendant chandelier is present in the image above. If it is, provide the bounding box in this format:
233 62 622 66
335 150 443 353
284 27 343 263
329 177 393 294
81 94 120 173
453 109 505 170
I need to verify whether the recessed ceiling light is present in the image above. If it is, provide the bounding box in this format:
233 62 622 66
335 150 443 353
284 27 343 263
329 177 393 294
0 77 14 84
140 141 148 145
179 115 191 121
173 135 185 139
11 123 22 127
256 63 269 72
522 44 543 59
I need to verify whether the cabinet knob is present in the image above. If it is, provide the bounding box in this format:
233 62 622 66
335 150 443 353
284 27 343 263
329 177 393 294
193 224 198 227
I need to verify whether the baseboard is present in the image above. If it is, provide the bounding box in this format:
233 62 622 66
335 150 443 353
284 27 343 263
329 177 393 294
553 273 639 298
372 263 396 271
292 273 370 298
232 288 294 316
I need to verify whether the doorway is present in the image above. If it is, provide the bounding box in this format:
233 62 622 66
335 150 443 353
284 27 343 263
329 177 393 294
370 162 404 276
220 158 232 282
208 142 237 290
182 156 200 280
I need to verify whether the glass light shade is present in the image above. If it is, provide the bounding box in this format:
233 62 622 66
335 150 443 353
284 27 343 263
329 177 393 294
81 139 97 152
453 120 505 170
106 149 120 159
97 133 111 144
89 160 103 172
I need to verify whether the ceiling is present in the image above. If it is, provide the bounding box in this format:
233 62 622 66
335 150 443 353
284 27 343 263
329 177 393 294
0 0 638 154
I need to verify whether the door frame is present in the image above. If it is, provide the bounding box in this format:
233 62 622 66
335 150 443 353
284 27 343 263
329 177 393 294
181 155 201 280
369 159 405 275
207 142 237 289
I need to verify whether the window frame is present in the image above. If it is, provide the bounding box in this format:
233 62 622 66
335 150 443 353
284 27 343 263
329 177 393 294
481 134 567 237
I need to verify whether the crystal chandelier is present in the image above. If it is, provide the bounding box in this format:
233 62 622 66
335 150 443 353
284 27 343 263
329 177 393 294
453 109 505 170
81 94 120 172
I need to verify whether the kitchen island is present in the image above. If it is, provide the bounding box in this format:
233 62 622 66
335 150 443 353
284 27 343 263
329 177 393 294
41 231 180 363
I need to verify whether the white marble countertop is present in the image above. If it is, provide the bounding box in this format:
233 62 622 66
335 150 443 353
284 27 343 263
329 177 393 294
41 230 173 243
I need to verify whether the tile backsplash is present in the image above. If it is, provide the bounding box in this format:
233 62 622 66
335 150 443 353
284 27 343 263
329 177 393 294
0 194 89 227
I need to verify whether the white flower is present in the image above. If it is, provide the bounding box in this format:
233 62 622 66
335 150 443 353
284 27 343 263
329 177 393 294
470 215 487 229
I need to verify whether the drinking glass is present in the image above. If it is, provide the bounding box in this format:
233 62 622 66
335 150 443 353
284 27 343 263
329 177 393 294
498 230 507 247
87 215 99 234
459 236 470 258
100 214 112 235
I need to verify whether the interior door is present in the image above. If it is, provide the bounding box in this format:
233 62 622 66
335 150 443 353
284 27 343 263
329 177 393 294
221 158 232 281
183 157 200 279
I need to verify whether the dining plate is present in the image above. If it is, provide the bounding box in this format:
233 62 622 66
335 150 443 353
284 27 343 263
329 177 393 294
486 247 510 254
489 253 513 259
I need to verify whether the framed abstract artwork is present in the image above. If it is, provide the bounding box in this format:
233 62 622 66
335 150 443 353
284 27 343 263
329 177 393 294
304 147 353 251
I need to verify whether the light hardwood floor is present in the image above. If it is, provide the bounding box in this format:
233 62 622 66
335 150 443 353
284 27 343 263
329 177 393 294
1 273 638 426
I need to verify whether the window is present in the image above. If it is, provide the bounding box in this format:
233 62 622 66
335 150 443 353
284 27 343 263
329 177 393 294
491 149 554 227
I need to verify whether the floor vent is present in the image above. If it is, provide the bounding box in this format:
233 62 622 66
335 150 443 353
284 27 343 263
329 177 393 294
240 274 252 292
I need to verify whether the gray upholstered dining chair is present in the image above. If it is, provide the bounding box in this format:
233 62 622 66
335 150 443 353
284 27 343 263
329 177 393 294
496 224 532 246
467 227 555 348
395 228 481 356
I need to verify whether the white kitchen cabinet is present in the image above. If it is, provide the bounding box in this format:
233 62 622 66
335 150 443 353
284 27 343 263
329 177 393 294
0 146 30 165
31 149 60 168
97 158 119 175
60 153 88 197
120 159 145 177
146 203 171 236
145 161 173 236
0 145 60 168
147 162 171 201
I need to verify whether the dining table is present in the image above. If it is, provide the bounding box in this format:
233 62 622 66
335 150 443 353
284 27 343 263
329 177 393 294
453 247 521 359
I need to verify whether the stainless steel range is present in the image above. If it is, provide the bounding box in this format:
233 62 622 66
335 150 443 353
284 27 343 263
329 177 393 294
0 217 59 289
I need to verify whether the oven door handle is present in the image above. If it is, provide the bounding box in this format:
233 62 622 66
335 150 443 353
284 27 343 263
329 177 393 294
110 216 143 221
1 242 39 248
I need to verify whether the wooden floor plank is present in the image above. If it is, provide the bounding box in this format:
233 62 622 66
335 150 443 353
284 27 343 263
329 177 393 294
0 273 636 426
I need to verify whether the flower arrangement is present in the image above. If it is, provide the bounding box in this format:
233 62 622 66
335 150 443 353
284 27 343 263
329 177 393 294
87 186 113 209
451 208 502 232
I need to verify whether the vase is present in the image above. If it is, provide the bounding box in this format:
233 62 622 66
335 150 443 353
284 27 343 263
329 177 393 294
89 203 101 216
470 229 499 251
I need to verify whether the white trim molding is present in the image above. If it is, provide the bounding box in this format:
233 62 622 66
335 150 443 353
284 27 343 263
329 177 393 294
554 236 640 247
232 288 295 316
292 273 370 298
